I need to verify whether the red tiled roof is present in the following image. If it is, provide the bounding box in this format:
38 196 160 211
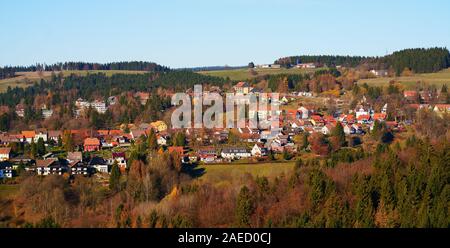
357 115 370 121
84 138 100 146
21 131 36 139
0 147 11 154
109 130 124 136
404 91 418 97
373 113 387 120
97 130 109 136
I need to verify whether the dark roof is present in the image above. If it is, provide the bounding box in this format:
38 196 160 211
88 157 107 166
112 152 126 158
36 158 59 167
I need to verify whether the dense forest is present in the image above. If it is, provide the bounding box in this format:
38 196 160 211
383 47 450 75
0 61 169 75
275 55 370 68
49 61 170 72
275 47 450 75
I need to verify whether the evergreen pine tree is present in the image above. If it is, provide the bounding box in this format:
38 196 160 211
235 186 254 227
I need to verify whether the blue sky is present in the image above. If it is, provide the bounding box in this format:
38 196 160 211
1 0 449 68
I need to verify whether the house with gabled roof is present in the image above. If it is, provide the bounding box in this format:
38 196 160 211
0 147 11 161
67 152 83 163
372 113 387 122
36 158 67 176
48 130 62 143
21 131 36 143
70 160 90 176
88 156 108 174
233 82 253 95
251 144 268 157
197 147 218 163
221 147 251 160
84 138 101 152
111 152 127 172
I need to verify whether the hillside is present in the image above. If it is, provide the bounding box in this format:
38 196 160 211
357 68 450 89
0 70 148 92
197 67 319 81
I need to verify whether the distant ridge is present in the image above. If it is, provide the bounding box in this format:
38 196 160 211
275 47 450 75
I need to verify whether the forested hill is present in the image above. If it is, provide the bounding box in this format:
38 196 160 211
383 47 450 75
0 61 170 80
0 70 228 107
275 47 450 75
49 61 170 72
275 55 370 68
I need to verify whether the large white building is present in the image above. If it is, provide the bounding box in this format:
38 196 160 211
75 98 107 116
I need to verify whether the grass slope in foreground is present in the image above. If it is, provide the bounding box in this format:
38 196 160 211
195 162 295 188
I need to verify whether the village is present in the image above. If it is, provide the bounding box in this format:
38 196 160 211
1 80 448 181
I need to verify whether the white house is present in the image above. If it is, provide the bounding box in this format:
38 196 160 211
110 152 127 170
296 63 316 69
89 157 109 174
370 69 388 77
36 159 66 176
221 147 251 160
355 107 369 119
91 100 107 114
321 125 333 135
251 144 268 157
298 106 309 119
157 136 167 146
42 109 53 119
70 161 89 176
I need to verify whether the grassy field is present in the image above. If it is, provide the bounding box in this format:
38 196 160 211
194 162 295 187
0 184 20 200
0 70 148 92
358 68 450 89
198 67 318 81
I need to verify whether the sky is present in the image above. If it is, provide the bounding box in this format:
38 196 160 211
1 0 449 68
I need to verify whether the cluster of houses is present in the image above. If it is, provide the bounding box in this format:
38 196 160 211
0 117 176 179
0 146 127 179
2 81 448 179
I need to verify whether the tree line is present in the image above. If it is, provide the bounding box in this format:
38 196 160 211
0 61 170 73
275 55 371 68
382 47 450 75
274 47 450 75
